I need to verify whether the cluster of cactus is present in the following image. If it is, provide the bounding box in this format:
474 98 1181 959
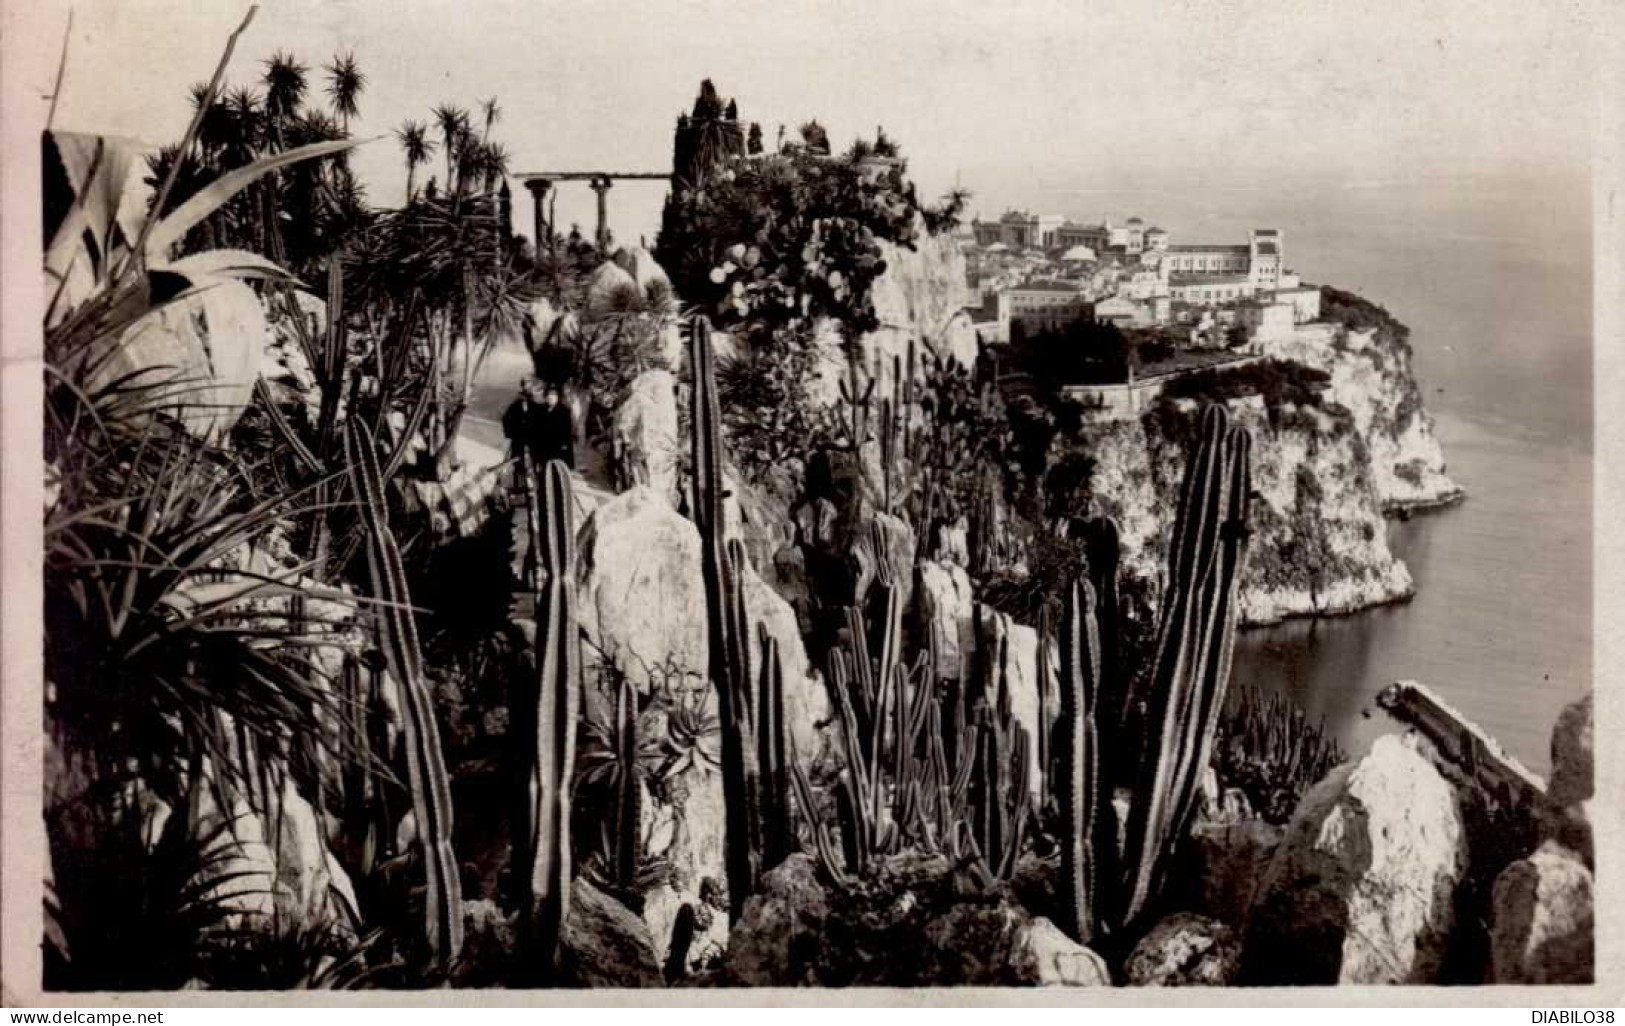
790 564 1034 889
344 418 464 968
1215 685 1345 824
510 455 579 980
1054 404 1253 943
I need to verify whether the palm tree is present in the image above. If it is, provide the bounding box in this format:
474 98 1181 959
262 50 308 148
324 51 365 132
396 119 434 204
432 104 469 194
481 141 510 196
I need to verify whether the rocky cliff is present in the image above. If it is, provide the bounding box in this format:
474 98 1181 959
1059 290 1460 626
1249 316 1462 512
806 223 982 405
1073 394 1414 625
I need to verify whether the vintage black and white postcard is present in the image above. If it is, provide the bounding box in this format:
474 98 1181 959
1 0 1619 1006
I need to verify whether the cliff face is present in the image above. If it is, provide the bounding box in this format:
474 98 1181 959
1074 395 1413 626
808 225 981 405
1249 320 1462 512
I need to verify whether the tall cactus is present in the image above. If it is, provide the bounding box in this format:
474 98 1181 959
344 418 463 967
513 457 579 978
756 624 793 871
1117 404 1253 928
1056 576 1104 945
610 671 644 889
689 315 761 922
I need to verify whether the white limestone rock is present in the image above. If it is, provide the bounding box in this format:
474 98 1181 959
575 486 708 691
1490 840 1594 984
1242 732 1468 984
611 369 681 504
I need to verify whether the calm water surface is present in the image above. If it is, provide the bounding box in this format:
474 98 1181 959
1195 176 1592 774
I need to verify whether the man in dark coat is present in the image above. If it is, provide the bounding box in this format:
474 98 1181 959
502 379 575 472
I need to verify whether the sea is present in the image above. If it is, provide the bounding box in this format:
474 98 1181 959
1017 171 1593 775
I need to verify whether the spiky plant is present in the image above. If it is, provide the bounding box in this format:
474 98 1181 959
396 119 434 205
324 50 365 131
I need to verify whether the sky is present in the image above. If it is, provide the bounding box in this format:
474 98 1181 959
18 0 1604 245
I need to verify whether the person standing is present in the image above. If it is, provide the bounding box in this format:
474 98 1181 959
502 380 576 472
535 385 576 470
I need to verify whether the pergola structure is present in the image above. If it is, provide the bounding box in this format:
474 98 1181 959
517 171 672 252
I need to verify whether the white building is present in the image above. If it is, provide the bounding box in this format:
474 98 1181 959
1236 300 1296 341
998 280 1093 333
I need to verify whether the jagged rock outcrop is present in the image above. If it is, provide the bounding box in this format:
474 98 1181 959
559 879 664 987
1242 733 1467 984
1124 913 1243 987
716 853 1108 986
586 261 641 314
611 369 681 504
575 486 708 689
914 559 975 682
1546 693 1593 807
738 554 832 770
611 246 675 300
1070 395 1413 626
1181 818 1284 928
803 222 981 408
973 605 1054 797
1489 840 1594 984
1250 319 1461 511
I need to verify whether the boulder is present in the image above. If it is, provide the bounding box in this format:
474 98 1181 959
1124 913 1243 986
575 486 707 691
1546 693 1592 807
1546 799 1593 867
1010 916 1112 986
610 245 675 300
559 878 664 987
718 854 831 986
914 559 975 682
974 605 1057 797
718 851 1108 986
610 369 681 503
1489 840 1593 984
1242 732 1468 984
1183 818 1284 927
922 904 1110 986
740 556 832 770
585 261 641 314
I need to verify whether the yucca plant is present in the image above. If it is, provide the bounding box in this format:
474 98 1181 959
43 6 387 989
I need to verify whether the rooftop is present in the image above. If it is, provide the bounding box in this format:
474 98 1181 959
1167 244 1250 254
1255 241 1279 256
1009 280 1086 294
1169 273 1252 286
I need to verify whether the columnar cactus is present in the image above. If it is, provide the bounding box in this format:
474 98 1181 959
344 418 463 967
688 315 762 921
1118 404 1253 928
1056 576 1104 946
610 672 644 888
514 457 579 977
756 624 793 871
